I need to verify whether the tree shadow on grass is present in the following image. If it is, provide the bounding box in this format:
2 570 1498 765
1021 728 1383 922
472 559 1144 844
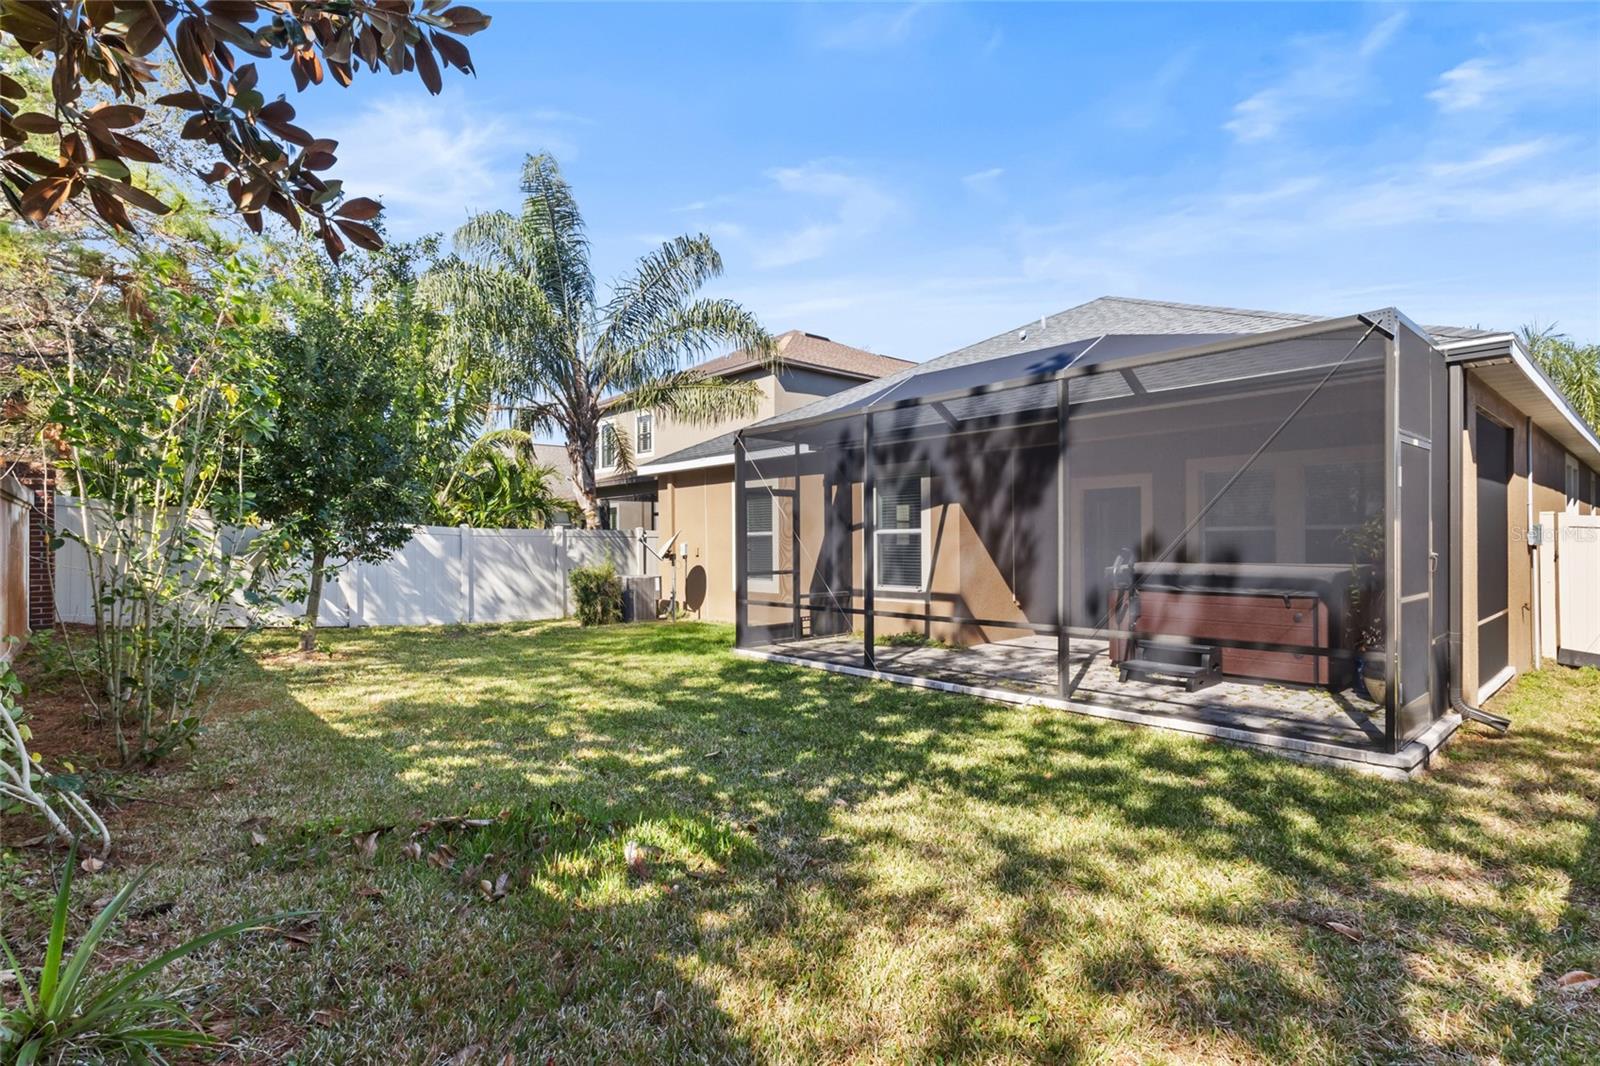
86 623 1600 1063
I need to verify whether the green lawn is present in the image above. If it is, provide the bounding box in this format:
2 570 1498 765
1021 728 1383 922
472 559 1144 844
6 622 1599 1063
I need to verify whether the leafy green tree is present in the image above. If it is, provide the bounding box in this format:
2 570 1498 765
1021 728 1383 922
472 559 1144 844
35 232 282 765
431 428 578 529
251 243 444 650
423 152 774 527
1521 324 1600 433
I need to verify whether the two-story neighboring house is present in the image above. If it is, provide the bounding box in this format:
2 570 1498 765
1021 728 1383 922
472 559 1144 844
594 330 912 616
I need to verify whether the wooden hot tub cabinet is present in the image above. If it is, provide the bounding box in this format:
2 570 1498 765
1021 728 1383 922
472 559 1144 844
1107 563 1363 687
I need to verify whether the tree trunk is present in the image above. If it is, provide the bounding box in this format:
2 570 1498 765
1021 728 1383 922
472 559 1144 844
301 546 326 652
567 439 601 529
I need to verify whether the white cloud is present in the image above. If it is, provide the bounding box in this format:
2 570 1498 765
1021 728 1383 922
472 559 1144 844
816 3 926 51
1427 138 1557 178
755 164 901 268
962 167 1004 188
1428 26 1600 113
1224 10 1407 143
317 96 573 239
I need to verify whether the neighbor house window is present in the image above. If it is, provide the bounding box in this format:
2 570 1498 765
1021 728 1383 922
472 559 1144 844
874 477 925 591
599 421 618 471
1566 454 1581 513
1200 469 1276 563
745 488 778 592
636 411 654 456
1305 461 1383 564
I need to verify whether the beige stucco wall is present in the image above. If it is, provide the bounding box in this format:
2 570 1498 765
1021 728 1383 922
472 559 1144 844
1460 371 1598 696
657 466 737 622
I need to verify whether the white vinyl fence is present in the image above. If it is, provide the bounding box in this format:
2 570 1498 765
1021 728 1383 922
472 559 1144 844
52 498 657 628
1537 511 1600 669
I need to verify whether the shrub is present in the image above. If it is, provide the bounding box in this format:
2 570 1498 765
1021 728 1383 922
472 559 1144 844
875 631 950 649
570 563 623 627
0 845 290 1063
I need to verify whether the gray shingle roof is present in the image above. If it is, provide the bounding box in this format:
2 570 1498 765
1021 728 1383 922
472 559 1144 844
756 296 1500 431
637 429 744 472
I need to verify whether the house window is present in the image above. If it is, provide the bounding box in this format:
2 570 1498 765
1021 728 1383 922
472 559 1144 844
1305 461 1383 563
1566 454 1581 513
1200 469 1276 563
636 411 654 456
745 489 778 592
599 421 618 471
874 477 925 591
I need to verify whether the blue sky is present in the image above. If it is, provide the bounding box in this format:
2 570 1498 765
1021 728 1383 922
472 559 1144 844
290 2 1600 360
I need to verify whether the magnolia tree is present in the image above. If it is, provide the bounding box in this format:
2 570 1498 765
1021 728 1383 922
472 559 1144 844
2 1 489 257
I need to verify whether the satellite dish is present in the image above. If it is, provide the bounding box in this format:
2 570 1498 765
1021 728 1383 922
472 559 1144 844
658 531 680 559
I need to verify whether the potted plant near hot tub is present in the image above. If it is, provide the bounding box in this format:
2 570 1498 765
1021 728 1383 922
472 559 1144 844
1342 516 1388 705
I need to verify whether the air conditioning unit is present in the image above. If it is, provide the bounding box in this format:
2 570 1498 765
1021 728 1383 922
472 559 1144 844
621 575 662 622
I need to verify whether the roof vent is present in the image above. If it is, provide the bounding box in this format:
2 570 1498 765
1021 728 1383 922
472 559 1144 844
802 332 831 341
1018 329 1028 341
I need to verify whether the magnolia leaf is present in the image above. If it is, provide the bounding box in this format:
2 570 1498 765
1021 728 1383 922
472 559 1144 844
1557 970 1598 994
1323 920 1364 943
335 196 382 221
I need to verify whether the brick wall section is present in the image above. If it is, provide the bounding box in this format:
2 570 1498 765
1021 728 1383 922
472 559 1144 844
9 462 55 630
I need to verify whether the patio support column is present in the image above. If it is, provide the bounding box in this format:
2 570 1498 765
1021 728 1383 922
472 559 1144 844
862 415 876 669
734 435 748 648
792 441 802 640
1056 377 1071 699
1383 332 1399 752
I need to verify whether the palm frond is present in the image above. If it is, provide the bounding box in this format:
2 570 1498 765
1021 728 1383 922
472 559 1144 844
519 153 595 325
603 297 773 395
596 234 724 357
619 371 764 427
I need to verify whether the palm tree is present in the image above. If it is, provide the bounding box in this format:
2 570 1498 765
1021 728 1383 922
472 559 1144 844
1521 323 1600 433
424 153 775 527
432 428 577 529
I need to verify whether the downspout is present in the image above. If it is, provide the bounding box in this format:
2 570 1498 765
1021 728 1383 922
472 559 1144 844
1447 362 1511 734
1527 414 1539 668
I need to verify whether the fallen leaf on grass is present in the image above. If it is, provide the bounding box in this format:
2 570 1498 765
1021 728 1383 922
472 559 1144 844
10 834 49 848
1323 921 1364 943
477 871 510 903
309 1008 344 1027
1557 970 1598 994
249 830 268 848
625 840 648 877
402 841 423 861
80 857 105 874
447 1044 484 1065
354 829 381 860
272 917 320 949
131 900 176 919
356 885 384 900
650 988 670 1021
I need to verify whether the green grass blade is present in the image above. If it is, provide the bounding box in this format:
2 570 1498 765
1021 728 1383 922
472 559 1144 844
15 1036 44 1066
78 912 307 1022
35 847 75 1008
0 930 37 1015
50 873 147 1020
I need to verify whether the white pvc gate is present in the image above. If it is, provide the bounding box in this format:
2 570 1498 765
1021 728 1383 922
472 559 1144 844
1538 512 1600 669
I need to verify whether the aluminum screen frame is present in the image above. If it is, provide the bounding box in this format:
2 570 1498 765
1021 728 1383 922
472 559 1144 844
736 311 1451 753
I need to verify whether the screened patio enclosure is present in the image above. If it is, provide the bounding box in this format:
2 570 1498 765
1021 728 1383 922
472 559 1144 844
734 312 1453 760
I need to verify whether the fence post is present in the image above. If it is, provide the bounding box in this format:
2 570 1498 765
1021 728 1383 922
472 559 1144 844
558 525 570 617
460 524 474 624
